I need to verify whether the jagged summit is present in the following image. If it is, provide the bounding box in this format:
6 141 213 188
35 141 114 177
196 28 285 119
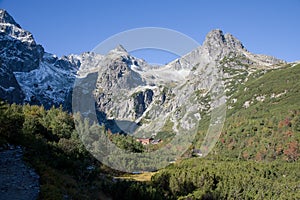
204 29 225 44
167 29 284 71
203 29 244 50
108 44 128 56
0 9 44 72
0 9 37 45
115 44 127 52
0 9 21 28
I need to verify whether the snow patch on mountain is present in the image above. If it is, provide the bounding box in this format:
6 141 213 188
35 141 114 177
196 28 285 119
14 56 78 107
0 23 35 44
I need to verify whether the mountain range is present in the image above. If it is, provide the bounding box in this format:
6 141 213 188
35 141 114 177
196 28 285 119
0 9 297 137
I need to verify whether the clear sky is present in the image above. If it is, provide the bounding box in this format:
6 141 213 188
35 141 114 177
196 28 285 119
1 0 299 64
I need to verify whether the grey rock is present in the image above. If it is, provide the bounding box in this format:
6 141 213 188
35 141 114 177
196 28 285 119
133 89 153 118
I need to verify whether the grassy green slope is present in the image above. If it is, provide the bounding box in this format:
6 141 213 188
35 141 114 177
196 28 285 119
194 63 300 161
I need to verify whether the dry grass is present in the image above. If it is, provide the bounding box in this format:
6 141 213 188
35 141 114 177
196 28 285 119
114 171 157 182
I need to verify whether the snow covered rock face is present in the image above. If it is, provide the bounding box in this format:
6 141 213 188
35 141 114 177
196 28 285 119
0 9 79 107
0 10 44 72
13 54 80 109
0 9 20 26
0 9 43 103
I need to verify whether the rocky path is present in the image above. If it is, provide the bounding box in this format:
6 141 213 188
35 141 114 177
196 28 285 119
0 145 40 200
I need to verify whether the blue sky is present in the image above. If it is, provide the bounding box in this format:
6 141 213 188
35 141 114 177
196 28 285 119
1 0 299 64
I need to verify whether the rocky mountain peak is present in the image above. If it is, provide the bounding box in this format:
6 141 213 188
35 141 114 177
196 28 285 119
0 13 36 45
108 44 128 56
115 44 127 53
203 29 226 47
0 10 44 72
203 29 244 51
0 9 21 28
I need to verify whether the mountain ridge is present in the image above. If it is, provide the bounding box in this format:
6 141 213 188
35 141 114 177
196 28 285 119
0 9 291 135
0 9 21 28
